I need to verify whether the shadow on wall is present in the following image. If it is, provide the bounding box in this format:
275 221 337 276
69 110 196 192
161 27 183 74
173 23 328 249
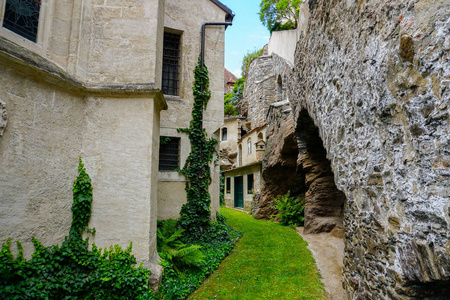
296 110 346 234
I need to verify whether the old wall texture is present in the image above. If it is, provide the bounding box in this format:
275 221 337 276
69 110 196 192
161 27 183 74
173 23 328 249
158 0 228 219
287 0 450 298
0 0 167 268
0 56 164 265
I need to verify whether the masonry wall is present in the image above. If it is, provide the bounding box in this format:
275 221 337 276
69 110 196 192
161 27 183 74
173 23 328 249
0 0 166 268
157 0 227 220
287 0 450 298
0 56 164 266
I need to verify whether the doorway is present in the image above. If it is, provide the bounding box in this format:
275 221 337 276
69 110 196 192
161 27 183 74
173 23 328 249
234 176 244 208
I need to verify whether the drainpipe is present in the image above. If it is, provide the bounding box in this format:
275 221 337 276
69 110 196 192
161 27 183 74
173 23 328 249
197 21 232 228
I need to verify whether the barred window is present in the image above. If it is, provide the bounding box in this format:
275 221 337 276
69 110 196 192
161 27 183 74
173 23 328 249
247 173 254 194
162 32 181 96
159 137 180 171
226 177 231 194
3 0 41 42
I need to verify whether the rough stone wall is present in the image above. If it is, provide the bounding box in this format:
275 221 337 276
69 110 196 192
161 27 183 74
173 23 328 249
254 101 304 219
239 56 277 128
288 0 450 298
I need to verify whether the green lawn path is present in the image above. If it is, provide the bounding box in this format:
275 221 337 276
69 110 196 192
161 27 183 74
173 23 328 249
189 207 326 300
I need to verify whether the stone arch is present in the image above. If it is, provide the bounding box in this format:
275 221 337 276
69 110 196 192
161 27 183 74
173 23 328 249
296 109 346 234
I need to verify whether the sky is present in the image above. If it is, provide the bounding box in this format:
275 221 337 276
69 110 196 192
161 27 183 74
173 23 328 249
220 0 270 78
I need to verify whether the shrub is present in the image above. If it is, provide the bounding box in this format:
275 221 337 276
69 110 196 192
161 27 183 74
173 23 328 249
271 191 305 227
157 219 205 273
156 218 242 300
0 158 152 299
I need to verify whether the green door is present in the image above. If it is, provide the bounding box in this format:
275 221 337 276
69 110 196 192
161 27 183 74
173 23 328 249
234 176 244 208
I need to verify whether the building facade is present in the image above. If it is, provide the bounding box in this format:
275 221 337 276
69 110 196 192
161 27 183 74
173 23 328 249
0 0 232 272
221 120 266 211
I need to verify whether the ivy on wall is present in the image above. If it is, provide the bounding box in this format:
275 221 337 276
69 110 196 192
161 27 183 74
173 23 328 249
0 158 152 299
178 58 218 233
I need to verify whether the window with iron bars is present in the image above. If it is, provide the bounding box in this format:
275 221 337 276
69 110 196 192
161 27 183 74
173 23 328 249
159 136 180 171
162 32 181 96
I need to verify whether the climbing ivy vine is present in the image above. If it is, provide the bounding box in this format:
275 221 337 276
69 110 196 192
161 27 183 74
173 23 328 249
178 58 218 233
69 157 94 240
0 158 152 299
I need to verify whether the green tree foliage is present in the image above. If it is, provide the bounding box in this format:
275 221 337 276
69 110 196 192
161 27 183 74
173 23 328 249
241 50 263 79
224 93 238 116
271 191 305 227
178 58 218 233
259 0 303 33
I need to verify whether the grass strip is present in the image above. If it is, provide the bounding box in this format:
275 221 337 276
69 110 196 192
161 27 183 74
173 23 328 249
189 207 326 300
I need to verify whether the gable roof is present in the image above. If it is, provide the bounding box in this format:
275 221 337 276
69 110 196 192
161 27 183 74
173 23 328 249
224 68 238 84
210 0 235 22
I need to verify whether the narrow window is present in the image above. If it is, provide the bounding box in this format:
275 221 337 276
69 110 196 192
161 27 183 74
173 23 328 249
222 128 227 141
159 136 180 171
226 177 231 194
2 0 41 42
162 32 181 95
247 138 252 154
247 173 254 194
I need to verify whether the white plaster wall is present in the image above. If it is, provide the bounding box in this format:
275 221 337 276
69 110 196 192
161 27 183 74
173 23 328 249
267 29 298 65
239 127 266 167
219 118 241 152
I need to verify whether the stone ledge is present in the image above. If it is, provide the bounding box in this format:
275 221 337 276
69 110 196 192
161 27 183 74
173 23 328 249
0 36 168 110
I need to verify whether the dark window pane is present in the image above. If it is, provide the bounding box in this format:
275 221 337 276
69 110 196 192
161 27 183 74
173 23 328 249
159 137 180 171
226 177 231 194
222 128 227 141
247 173 254 194
162 32 181 96
3 0 41 42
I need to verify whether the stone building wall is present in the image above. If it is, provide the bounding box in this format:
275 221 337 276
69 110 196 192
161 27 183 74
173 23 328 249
157 0 229 220
287 0 450 298
239 55 277 128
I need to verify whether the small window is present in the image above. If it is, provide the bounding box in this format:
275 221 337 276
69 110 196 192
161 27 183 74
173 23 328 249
159 136 180 171
258 132 263 141
162 32 181 96
247 138 252 154
222 128 227 141
247 173 254 194
226 177 231 194
2 0 41 42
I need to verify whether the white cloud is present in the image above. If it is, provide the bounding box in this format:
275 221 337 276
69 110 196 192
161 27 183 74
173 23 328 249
248 34 270 42
232 69 242 78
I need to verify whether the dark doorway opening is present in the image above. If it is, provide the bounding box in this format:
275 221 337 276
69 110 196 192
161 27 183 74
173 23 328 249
234 176 244 208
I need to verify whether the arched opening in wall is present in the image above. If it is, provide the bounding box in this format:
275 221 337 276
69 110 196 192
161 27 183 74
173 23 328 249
276 75 283 102
296 110 346 234
238 144 242 167
221 127 227 141
257 132 263 141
